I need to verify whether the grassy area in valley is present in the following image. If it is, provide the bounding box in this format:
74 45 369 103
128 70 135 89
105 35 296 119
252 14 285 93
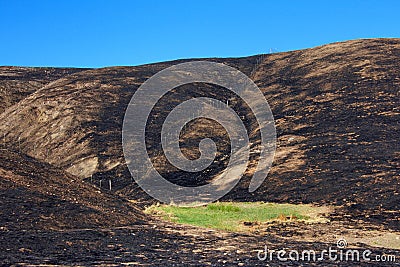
145 202 330 232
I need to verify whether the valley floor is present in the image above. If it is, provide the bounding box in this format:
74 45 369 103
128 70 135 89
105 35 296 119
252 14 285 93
1 218 399 266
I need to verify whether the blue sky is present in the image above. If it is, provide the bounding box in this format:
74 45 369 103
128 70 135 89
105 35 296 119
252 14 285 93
0 0 399 68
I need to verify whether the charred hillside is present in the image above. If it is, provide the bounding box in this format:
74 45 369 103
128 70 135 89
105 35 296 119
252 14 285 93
0 38 399 227
0 148 144 230
0 66 88 113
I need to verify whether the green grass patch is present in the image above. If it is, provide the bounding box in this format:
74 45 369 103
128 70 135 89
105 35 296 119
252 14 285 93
145 202 330 232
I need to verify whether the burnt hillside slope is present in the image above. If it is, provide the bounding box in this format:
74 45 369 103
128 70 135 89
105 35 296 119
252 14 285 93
0 39 398 225
0 66 88 113
0 148 144 230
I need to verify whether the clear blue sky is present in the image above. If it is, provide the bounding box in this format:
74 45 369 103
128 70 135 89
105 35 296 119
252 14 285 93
1 0 399 68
